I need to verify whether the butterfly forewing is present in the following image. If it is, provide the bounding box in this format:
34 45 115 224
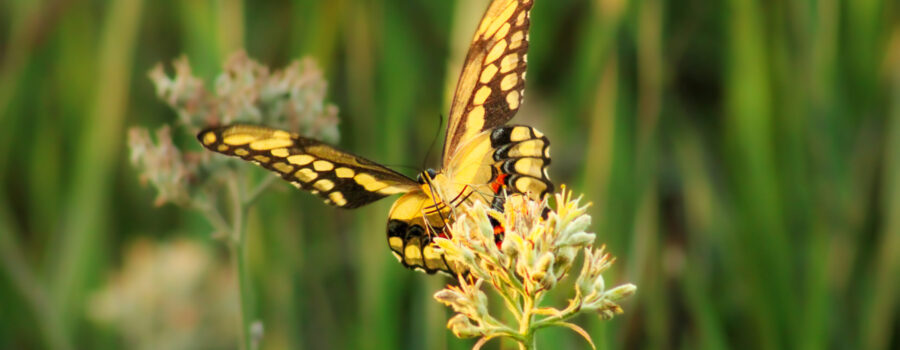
442 0 534 167
198 124 417 208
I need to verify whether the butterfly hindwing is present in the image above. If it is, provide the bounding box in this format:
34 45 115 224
443 0 534 167
198 124 418 208
489 124 552 200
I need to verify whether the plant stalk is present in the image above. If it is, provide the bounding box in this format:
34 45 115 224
518 293 536 350
228 175 255 350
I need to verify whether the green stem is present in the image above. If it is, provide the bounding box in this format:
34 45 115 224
193 199 232 237
243 175 277 207
495 282 522 319
518 293 536 350
531 297 583 330
227 175 255 350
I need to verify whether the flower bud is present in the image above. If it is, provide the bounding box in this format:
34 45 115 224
592 275 605 293
501 237 519 259
604 284 637 301
535 252 555 275
447 314 481 338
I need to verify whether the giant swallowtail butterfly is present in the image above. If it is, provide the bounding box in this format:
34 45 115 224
198 0 551 275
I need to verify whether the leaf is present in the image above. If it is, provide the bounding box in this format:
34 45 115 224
472 334 501 350
532 307 562 316
556 322 596 350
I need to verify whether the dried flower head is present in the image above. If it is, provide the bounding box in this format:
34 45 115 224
127 126 195 206
134 52 341 210
434 186 636 349
147 51 339 142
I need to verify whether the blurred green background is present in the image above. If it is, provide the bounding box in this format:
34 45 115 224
2 0 900 349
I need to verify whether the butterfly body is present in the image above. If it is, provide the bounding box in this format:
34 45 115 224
197 0 549 276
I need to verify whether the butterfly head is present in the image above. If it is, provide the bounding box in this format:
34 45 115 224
417 168 439 185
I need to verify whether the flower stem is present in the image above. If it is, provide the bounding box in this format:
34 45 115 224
228 175 255 350
518 293 536 350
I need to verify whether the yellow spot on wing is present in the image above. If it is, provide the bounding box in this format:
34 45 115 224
217 144 229 152
223 134 256 145
250 138 293 150
473 86 492 105
494 22 511 41
508 139 544 157
354 173 388 191
202 132 217 145
234 148 249 156
313 160 334 171
514 158 544 178
329 192 348 206
272 162 294 174
335 167 355 178
466 106 486 131
509 31 524 49
483 1 518 40
314 179 335 191
510 126 532 141
389 237 404 251
500 53 519 73
404 242 423 265
515 176 547 196
270 148 289 157
296 168 317 182
501 73 518 91
506 90 520 110
480 64 498 84
423 244 447 271
485 39 507 65
516 11 526 26
254 155 270 163
287 154 314 166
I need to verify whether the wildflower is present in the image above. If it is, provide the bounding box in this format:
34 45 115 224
147 51 339 142
433 187 636 349
127 125 194 207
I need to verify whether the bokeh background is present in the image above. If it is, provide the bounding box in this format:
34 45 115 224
2 0 900 349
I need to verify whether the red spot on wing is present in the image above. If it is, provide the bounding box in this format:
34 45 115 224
491 218 505 249
491 173 509 193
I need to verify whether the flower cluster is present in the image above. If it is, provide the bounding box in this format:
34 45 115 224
433 187 636 349
147 51 339 142
132 51 340 209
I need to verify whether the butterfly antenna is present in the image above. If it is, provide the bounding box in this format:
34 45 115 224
422 113 444 169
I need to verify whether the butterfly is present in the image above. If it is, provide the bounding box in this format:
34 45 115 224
197 0 550 276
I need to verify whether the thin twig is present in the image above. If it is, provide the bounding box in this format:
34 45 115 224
243 175 278 207
227 175 254 350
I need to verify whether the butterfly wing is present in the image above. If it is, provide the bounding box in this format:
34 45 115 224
442 0 534 167
198 124 418 208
